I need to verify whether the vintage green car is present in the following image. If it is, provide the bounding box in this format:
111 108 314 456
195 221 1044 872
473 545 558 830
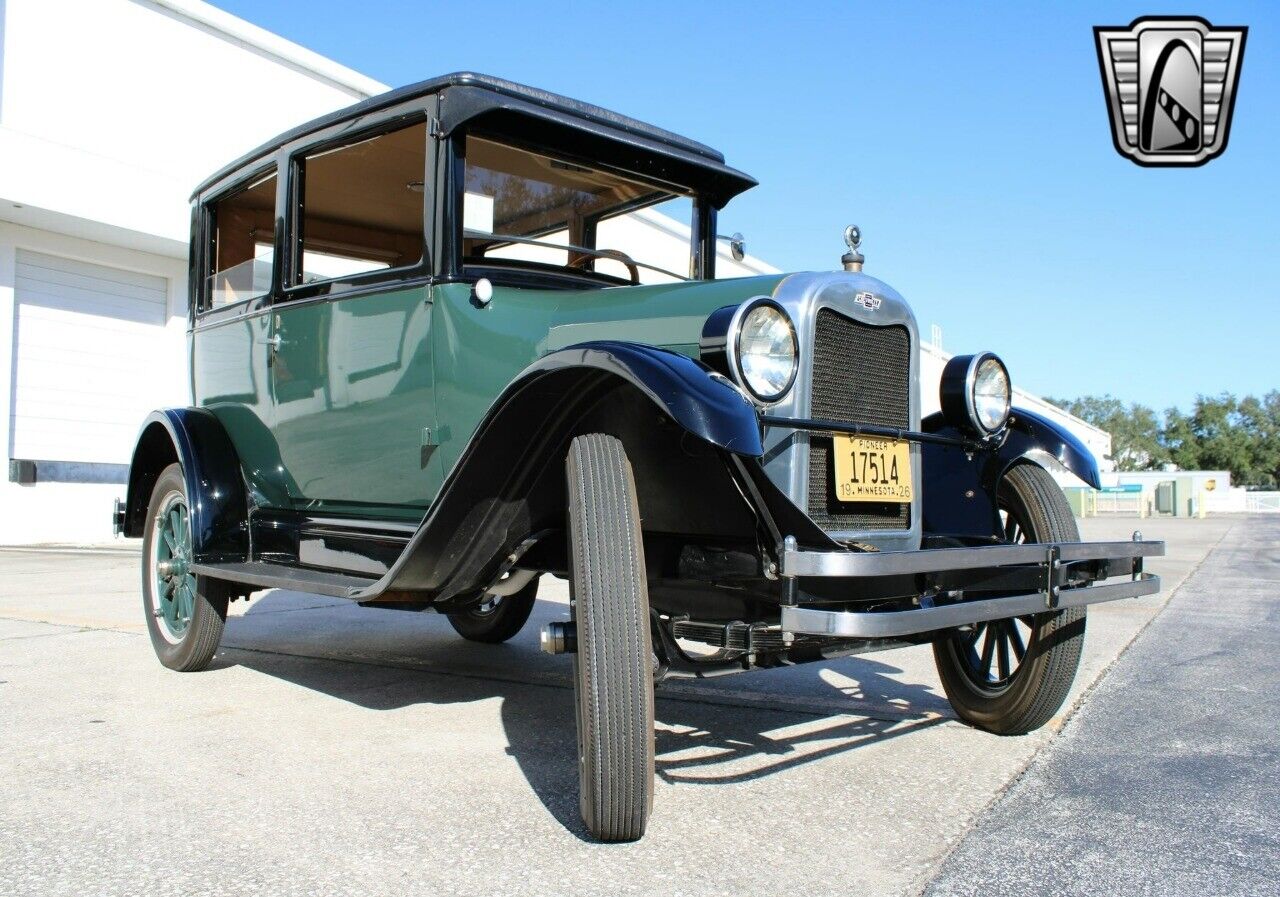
117 73 1163 841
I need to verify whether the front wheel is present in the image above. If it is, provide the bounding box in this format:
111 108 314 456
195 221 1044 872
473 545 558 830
141 463 230 672
933 463 1087 735
566 434 655 842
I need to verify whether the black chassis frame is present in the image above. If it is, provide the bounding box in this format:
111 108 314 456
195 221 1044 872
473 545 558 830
120 73 1164 678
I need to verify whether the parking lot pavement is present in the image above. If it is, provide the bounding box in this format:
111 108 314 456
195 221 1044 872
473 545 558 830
924 513 1280 897
0 517 1238 896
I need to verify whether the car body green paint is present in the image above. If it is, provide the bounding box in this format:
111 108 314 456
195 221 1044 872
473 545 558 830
269 283 438 511
428 274 786 497
190 274 784 521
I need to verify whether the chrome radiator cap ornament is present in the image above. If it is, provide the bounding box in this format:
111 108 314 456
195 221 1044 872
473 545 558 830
841 224 864 272
843 224 861 251
1094 16 1247 167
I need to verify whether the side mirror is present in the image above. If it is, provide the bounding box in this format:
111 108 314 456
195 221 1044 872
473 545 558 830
718 232 747 262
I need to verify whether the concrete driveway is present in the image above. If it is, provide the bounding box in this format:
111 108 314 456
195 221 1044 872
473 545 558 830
0 517 1241 896
925 514 1279 897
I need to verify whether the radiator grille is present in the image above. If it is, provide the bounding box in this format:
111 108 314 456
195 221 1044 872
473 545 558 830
807 309 912 532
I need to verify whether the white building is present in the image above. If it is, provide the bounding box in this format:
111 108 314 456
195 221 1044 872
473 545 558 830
0 0 1101 544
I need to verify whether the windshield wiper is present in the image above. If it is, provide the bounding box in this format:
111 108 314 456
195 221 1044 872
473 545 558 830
463 229 689 283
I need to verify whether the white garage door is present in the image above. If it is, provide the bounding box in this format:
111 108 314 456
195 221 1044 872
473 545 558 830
10 250 169 465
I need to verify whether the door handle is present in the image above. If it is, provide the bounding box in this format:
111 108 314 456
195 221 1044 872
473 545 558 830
265 334 285 350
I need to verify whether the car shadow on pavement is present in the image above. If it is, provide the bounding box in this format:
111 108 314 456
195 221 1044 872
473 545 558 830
220 592 950 839
653 683 947 788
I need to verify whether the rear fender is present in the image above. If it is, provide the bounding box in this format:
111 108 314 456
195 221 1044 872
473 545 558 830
123 409 247 562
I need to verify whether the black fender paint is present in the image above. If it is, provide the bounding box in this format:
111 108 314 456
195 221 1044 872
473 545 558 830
998 407 1102 490
545 341 764 456
123 409 247 562
921 407 1101 541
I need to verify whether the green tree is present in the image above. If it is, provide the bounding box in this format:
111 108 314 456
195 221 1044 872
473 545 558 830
1176 392 1280 488
1181 394 1256 482
1046 394 1166 471
1161 407 1199 471
1242 391 1280 487
1052 391 1280 487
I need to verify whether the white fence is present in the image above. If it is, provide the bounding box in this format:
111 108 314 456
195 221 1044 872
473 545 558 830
1070 485 1280 518
1091 492 1145 516
1245 492 1280 513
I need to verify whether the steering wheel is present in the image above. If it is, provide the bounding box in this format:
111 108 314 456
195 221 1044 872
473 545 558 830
568 249 640 285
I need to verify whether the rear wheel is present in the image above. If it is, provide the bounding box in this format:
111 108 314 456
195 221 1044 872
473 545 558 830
933 463 1087 734
445 576 539 643
141 463 230 672
566 434 655 842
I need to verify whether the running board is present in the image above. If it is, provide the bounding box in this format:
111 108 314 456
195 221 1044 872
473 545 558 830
781 573 1161 639
189 561 376 598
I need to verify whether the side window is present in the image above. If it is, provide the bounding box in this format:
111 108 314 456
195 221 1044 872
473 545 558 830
292 122 427 286
207 170 277 308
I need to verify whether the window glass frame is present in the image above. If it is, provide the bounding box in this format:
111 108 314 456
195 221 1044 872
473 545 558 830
280 114 433 305
452 128 702 287
195 163 280 316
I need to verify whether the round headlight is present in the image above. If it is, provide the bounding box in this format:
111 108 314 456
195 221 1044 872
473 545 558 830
733 301 798 402
971 356 1011 432
940 352 1012 436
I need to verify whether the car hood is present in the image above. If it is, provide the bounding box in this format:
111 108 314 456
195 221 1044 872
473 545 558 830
542 274 788 358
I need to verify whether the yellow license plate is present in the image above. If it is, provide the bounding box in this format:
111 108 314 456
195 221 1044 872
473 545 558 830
832 436 913 503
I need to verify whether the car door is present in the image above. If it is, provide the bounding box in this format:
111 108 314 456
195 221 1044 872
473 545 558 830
266 119 439 517
190 166 296 510
269 285 436 512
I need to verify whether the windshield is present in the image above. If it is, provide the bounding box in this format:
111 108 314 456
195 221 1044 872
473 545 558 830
461 134 695 284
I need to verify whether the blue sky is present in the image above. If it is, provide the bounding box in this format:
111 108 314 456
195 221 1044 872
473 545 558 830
217 1 1277 412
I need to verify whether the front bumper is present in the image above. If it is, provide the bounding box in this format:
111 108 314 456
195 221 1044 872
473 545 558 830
779 535 1164 639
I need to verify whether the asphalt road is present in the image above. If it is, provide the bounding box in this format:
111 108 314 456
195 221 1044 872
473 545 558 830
0 516 1262 896
926 514 1280 897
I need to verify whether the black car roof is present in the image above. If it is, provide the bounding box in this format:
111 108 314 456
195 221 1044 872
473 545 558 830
191 71 755 202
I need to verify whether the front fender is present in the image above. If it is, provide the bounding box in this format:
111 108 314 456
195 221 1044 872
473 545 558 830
999 407 1102 490
124 409 247 562
364 341 761 602
920 407 1101 541
542 341 763 456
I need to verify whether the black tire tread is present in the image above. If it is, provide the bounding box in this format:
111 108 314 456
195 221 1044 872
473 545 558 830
934 463 1087 735
1001 464 1085 733
173 579 229 672
567 433 654 842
